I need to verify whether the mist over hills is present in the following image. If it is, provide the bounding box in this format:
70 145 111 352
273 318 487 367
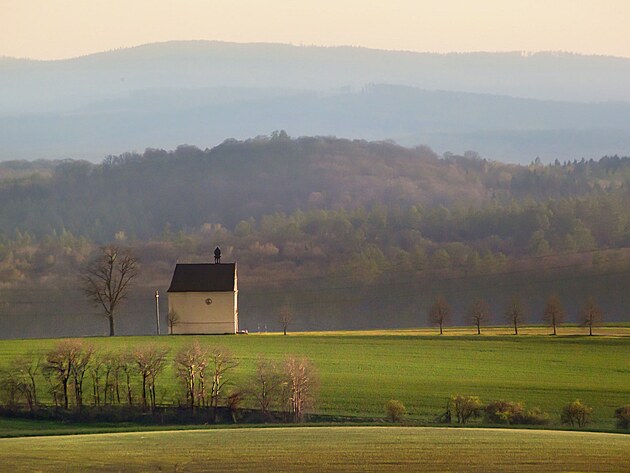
2 41 630 163
4 41 630 107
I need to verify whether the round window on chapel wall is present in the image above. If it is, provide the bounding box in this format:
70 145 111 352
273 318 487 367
205 298 213 305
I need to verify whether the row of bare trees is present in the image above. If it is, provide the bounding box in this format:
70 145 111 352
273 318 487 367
173 341 317 422
428 294 604 335
40 340 168 411
0 341 176 413
0 340 318 423
173 341 238 420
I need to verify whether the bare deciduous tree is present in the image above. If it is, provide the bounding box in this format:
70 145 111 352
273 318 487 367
119 350 135 407
175 341 209 410
504 296 526 335
133 344 169 411
0 355 40 411
0 369 22 408
44 340 79 409
468 298 491 335
543 294 565 336
103 352 121 405
71 344 94 410
208 347 238 421
428 295 451 335
43 340 93 410
90 354 105 406
278 305 293 336
581 296 603 336
15 354 40 411
247 356 284 420
284 356 318 422
90 351 122 406
81 245 139 336
167 310 180 335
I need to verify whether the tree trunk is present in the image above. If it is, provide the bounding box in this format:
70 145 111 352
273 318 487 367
514 320 518 335
150 382 156 411
62 379 69 409
93 376 99 406
115 378 121 404
476 321 481 335
108 313 115 336
142 374 147 409
25 392 34 412
188 378 195 410
552 323 557 336
126 373 133 406
439 322 443 335
103 371 110 405
75 382 82 410
29 372 37 407
589 324 593 336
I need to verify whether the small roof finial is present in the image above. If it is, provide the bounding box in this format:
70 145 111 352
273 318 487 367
214 246 221 264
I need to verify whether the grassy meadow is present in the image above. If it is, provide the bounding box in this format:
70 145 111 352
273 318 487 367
1 426 629 472
1 327 628 432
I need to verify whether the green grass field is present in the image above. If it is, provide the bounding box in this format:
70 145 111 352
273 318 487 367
0 426 629 472
1 328 629 431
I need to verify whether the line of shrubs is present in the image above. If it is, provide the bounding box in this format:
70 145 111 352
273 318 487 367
386 395 630 430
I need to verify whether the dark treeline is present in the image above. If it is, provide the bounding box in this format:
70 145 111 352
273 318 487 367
1 135 630 335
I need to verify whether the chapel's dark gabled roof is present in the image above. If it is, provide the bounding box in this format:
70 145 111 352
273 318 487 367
167 263 236 293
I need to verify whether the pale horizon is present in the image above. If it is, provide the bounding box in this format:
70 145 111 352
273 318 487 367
2 0 629 60
6 40 630 63
4 39 630 63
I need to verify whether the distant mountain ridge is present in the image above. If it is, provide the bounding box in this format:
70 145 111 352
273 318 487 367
2 41 630 162
3 41 630 109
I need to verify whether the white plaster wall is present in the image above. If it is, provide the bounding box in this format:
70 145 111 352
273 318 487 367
168 291 237 334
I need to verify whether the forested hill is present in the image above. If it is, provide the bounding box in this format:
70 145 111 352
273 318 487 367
0 136 487 240
2 135 630 243
3 136 630 336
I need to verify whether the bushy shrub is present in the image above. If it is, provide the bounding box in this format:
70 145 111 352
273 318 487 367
614 405 630 430
485 400 523 424
561 400 592 427
485 400 549 425
450 395 483 424
523 407 551 425
385 399 406 423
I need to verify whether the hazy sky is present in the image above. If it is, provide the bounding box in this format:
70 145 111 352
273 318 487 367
2 0 629 60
